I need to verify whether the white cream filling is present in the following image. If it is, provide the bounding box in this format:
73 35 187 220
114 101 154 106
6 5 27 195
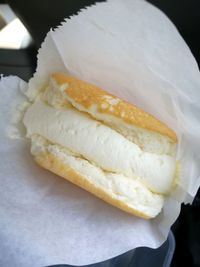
31 135 164 218
23 98 176 194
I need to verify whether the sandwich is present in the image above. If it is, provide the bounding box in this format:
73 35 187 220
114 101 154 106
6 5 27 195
23 73 178 219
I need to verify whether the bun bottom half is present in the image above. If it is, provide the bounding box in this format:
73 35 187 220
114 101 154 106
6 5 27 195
31 136 164 219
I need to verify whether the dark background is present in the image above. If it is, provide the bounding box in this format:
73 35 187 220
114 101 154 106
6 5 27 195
1 1 200 266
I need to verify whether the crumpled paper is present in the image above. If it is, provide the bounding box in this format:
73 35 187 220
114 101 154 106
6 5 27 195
0 0 200 266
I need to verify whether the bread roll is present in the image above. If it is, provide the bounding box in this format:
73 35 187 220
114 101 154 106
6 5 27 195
23 73 178 219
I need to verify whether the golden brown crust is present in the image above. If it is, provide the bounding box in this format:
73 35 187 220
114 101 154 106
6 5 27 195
34 151 151 219
51 73 177 143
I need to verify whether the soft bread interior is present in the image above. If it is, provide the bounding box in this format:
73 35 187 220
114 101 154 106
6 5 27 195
65 99 176 156
31 135 164 219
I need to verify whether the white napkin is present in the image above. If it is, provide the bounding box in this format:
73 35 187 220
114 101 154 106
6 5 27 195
0 0 200 266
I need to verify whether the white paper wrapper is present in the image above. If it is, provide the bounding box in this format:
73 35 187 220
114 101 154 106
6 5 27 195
1 0 200 266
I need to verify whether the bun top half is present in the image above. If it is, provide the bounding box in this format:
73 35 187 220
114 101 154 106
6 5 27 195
52 73 177 143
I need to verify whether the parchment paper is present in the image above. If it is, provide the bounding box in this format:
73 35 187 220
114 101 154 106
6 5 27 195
1 0 200 266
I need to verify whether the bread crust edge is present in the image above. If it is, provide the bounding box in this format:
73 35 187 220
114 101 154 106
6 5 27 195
34 151 152 219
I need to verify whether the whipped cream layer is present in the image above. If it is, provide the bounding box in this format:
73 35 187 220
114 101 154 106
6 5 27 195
23 98 176 194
